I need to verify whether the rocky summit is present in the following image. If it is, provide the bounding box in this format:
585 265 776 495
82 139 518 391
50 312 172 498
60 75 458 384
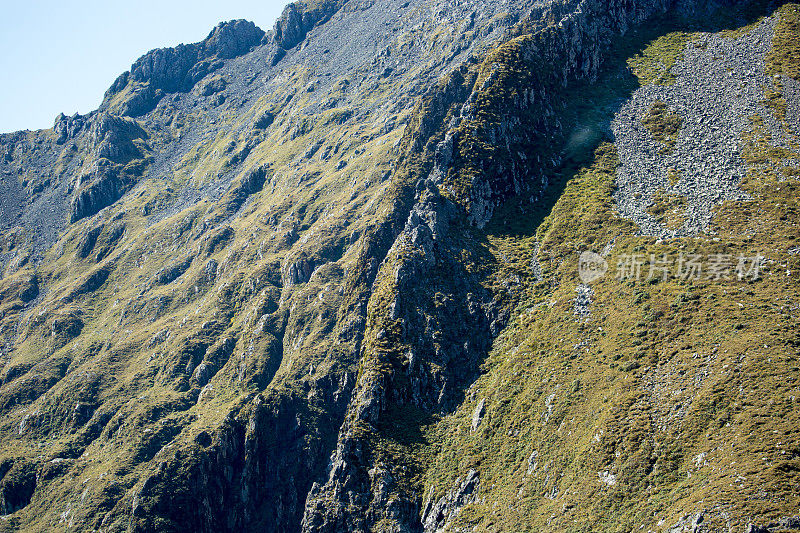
0 0 799 531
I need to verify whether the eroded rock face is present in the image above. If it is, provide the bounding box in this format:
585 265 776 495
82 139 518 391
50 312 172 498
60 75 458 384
70 165 128 222
0 0 796 531
90 114 147 163
300 1 728 530
53 113 87 144
200 19 266 60
273 0 346 50
68 113 150 222
283 256 316 287
104 19 265 116
421 469 480 533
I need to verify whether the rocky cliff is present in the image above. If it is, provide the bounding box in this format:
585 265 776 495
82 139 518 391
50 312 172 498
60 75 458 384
0 0 798 532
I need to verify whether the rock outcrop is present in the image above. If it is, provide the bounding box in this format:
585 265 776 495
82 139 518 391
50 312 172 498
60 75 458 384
0 0 798 532
104 19 265 116
273 0 347 50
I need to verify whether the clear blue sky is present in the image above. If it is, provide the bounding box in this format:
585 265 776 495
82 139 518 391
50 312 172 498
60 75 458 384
0 0 290 134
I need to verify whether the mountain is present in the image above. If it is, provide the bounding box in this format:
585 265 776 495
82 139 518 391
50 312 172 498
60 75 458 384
0 0 798 531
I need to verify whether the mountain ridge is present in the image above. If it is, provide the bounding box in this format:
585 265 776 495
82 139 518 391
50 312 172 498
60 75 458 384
0 0 798 531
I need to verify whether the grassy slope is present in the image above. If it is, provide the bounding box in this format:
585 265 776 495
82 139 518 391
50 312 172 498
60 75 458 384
0 1 495 524
0 2 797 531
419 5 800 532
0 53 412 530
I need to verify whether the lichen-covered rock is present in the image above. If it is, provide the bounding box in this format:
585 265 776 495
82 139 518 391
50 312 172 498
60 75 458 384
69 114 150 222
89 113 147 163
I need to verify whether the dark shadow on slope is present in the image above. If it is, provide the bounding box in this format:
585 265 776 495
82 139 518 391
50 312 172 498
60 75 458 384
486 0 790 239
365 1 791 503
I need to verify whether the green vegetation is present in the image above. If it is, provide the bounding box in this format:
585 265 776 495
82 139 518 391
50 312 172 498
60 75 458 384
0 1 798 531
642 101 684 154
422 133 800 531
0 36 418 528
627 31 695 85
647 189 688 230
767 3 800 81
762 4 800 132
667 167 681 186
418 7 800 532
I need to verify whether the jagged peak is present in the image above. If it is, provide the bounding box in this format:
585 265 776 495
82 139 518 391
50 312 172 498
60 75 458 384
272 0 349 50
199 19 267 59
101 18 265 116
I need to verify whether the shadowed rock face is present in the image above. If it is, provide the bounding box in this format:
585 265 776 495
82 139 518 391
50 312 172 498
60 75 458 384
69 114 150 222
274 0 347 50
104 19 265 115
1 0 799 531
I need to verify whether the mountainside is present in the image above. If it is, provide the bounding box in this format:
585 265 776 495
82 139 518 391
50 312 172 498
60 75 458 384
0 0 798 531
